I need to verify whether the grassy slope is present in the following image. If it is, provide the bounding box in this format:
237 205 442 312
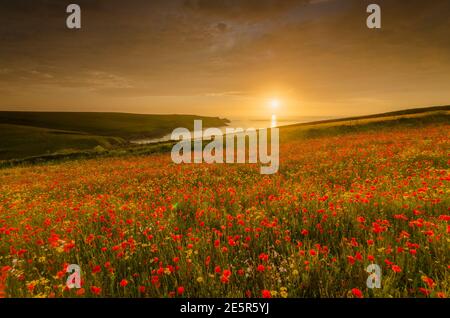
0 112 229 160
0 112 229 139
1 106 449 165
0 124 124 160
280 107 450 142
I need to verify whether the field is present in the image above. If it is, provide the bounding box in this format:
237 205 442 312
0 112 229 160
0 110 449 298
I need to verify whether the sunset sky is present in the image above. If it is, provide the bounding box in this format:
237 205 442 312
0 0 449 118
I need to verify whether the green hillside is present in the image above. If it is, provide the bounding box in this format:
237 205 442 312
280 106 450 141
0 112 229 160
0 112 229 139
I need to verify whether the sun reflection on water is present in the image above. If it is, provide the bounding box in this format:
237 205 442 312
271 114 277 128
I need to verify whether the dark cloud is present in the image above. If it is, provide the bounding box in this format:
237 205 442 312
216 22 228 32
183 0 308 20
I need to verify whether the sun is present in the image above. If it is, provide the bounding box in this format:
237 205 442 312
269 98 280 110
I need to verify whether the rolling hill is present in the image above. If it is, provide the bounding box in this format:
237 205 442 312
0 112 229 160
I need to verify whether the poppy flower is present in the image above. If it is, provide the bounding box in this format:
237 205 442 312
421 276 435 289
76 288 85 296
220 275 230 283
418 288 431 296
92 265 101 274
351 288 363 298
347 256 355 265
90 286 101 295
151 275 160 286
392 265 402 273
120 279 128 287
262 290 271 298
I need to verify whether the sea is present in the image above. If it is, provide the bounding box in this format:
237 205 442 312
131 115 336 144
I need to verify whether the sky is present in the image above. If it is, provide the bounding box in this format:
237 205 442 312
0 0 449 118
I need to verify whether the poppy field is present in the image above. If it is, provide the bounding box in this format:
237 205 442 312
0 122 449 298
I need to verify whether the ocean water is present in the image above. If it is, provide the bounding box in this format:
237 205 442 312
131 116 336 144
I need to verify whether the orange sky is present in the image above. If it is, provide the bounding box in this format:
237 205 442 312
0 0 449 118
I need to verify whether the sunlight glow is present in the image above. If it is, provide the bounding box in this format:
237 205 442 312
270 99 280 110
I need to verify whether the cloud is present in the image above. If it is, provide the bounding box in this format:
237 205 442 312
0 0 449 115
183 0 309 20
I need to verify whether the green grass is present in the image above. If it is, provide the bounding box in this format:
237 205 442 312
0 124 125 161
0 112 229 139
0 112 229 160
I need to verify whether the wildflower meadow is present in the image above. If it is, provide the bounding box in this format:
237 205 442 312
0 124 448 298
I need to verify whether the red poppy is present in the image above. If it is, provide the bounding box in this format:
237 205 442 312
351 288 363 298
151 275 160 286
418 288 431 296
262 289 271 298
220 275 230 283
90 286 101 295
120 279 128 287
421 276 435 289
92 265 101 274
392 265 402 273
177 286 185 295
76 288 85 296
347 255 355 265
